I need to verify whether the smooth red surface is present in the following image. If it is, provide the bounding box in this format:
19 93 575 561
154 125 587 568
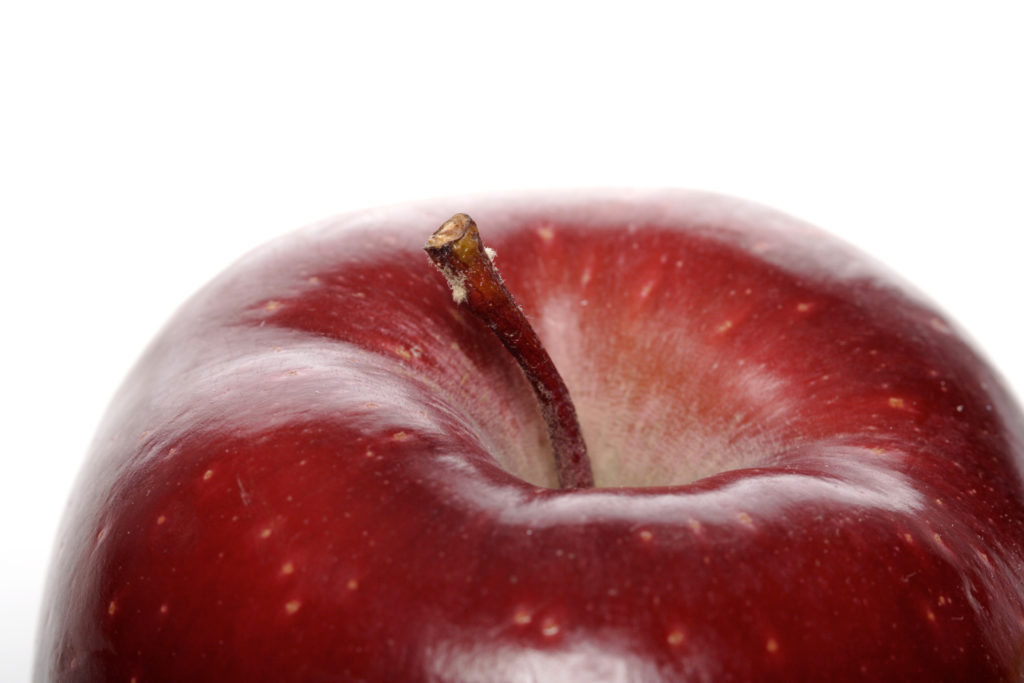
36 191 1024 680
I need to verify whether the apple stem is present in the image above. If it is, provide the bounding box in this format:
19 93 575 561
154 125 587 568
425 214 595 490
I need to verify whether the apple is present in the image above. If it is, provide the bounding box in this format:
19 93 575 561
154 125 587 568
35 190 1024 681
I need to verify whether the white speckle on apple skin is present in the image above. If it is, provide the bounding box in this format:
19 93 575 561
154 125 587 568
540 617 560 637
281 561 295 575
766 637 780 653
513 609 532 626
284 600 301 615
666 629 685 647
202 469 214 481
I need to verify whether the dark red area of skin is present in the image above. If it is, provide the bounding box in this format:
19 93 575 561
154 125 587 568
35 192 1024 681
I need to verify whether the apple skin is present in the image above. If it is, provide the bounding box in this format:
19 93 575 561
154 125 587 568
35 190 1024 681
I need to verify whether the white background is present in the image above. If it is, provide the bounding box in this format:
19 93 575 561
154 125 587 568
2 1 1022 679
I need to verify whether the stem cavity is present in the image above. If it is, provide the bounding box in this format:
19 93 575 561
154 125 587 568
425 213 595 490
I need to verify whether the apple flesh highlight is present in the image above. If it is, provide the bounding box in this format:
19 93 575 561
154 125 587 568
35 191 1024 681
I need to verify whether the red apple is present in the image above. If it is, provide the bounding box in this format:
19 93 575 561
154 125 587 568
35 190 1024 680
